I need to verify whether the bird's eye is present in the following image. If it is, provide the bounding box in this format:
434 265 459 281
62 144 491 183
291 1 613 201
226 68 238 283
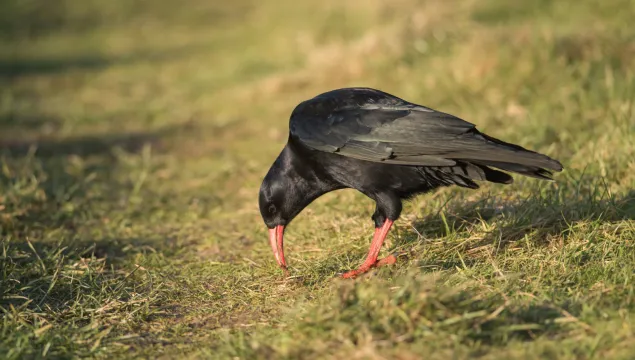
268 204 276 214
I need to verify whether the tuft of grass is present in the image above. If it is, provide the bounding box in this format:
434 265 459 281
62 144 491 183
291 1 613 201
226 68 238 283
1 0 635 358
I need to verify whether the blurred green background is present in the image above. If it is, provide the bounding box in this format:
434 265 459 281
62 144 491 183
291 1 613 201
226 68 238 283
1 0 635 358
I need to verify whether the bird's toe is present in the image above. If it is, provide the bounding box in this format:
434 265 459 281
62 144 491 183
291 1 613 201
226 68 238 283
340 269 361 279
376 254 397 267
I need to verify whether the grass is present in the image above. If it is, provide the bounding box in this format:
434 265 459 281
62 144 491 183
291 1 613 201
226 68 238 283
1 0 634 358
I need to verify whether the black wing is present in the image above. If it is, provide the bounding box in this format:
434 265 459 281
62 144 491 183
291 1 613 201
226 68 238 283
289 87 563 174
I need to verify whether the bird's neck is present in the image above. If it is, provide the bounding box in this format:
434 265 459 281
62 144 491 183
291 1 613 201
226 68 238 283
276 142 341 209
278 142 322 187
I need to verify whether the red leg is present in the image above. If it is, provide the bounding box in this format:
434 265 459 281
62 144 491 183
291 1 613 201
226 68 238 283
341 220 394 279
376 254 397 267
369 228 397 267
372 224 397 267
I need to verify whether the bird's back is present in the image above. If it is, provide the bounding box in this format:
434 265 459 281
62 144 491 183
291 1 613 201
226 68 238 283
287 87 562 197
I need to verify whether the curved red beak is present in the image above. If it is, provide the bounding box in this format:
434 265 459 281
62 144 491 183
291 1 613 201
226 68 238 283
268 225 287 271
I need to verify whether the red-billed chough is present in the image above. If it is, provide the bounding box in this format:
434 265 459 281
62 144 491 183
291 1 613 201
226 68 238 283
259 87 563 278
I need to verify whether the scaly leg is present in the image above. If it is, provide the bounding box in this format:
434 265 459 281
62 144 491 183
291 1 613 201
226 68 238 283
341 220 394 279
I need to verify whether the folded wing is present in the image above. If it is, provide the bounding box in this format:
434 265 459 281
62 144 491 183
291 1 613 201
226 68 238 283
290 89 562 178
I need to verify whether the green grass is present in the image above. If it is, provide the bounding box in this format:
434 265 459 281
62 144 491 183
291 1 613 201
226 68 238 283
1 0 635 358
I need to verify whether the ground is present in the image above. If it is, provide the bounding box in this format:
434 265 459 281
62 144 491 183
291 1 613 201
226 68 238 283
1 0 635 358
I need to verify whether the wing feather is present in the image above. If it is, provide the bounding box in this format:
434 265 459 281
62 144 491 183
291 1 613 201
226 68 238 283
289 88 563 172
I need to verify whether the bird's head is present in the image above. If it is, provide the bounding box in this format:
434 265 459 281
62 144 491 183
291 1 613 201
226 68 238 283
259 144 323 228
258 149 306 270
258 171 290 269
258 169 294 229
258 144 332 271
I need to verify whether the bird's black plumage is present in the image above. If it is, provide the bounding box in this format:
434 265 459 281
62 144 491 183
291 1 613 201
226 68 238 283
259 87 563 278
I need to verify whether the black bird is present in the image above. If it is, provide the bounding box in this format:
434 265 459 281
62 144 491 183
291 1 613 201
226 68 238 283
259 88 563 278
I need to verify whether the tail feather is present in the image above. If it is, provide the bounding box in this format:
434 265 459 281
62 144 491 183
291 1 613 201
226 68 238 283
434 130 563 185
472 160 556 181
443 162 514 184
476 132 563 172
433 162 513 189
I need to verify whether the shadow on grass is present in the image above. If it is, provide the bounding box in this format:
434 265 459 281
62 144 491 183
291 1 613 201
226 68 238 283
0 0 255 45
1 130 165 158
0 123 172 233
0 125 195 316
0 115 208 158
0 44 211 77
0 118 203 246
0 236 170 315
0 113 65 134
392 182 635 271
308 181 635 278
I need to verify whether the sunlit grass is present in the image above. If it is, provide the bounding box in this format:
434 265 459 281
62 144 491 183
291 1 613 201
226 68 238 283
1 0 634 358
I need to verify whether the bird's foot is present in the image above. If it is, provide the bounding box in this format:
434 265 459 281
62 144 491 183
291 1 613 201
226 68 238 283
340 267 367 279
281 266 290 278
340 254 398 279
376 254 397 267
